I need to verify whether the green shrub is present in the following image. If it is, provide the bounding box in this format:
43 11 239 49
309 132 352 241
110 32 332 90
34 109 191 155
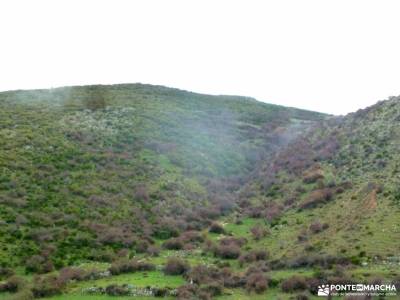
109 259 155 275
281 276 308 292
163 257 189 275
245 272 268 294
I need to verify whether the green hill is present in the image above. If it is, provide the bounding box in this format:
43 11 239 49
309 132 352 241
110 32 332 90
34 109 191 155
240 96 400 264
2 85 400 300
0 84 323 267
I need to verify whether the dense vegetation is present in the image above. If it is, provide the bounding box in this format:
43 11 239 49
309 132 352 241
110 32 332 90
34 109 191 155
242 96 400 262
1 84 399 299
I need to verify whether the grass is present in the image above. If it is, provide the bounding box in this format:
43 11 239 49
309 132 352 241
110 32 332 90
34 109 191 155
0 84 324 269
2 86 400 299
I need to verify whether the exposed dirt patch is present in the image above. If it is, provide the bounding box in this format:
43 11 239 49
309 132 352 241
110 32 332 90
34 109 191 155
364 190 377 210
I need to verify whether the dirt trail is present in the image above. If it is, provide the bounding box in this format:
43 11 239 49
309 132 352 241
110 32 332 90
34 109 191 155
364 189 377 210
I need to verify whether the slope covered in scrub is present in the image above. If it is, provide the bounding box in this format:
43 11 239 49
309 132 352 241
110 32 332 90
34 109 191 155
0 84 325 269
3 85 400 300
240 96 400 263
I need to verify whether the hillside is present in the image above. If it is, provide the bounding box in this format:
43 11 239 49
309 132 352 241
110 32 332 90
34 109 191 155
2 86 400 300
0 83 328 299
239 96 400 263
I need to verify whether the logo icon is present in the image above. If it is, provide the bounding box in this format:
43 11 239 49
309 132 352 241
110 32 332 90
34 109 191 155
356 284 364 291
318 284 330 296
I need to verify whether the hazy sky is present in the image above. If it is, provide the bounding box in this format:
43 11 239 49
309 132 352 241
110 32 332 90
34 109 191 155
1 0 400 115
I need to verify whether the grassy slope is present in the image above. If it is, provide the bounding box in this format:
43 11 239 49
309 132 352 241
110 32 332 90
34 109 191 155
0 84 324 267
243 97 400 262
3 86 400 299
0 84 328 299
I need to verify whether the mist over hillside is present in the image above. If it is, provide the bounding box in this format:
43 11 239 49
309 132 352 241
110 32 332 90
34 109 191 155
0 84 323 260
1 85 399 299
241 96 400 261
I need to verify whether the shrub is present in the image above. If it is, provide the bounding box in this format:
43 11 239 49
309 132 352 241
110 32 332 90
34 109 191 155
215 197 235 215
9 289 34 300
134 185 149 202
186 242 199 251
116 248 130 258
162 238 184 250
253 250 268 260
88 249 115 262
209 222 225 234
203 282 223 296
197 290 212 300
185 265 227 286
176 284 197 300
215 244 241 259
250 225 268 240
0 267 14 280
303 169 324 184
297 230 308 242
32 275 64 298
180 231 204 243
299 188 333 209
309 221 329 234
109 259 155 275
135 241 149 253
153 287 170 297
198 207 220 219
153 218 180 239
281 276 308 292
284 197 297 207
247 206 263 218
105 284 130 296
224 274 246 288
239 250 268 266
336 187 345 194
163 258 189 275
219 237 247 247
245 262 270 275
146 245 160 257
58 267 86 284
96 226 136 247
0 276 25 293
264 202 284 223
176 282 220 300
306 277 321 294
25 255 54 274
245 272 268 294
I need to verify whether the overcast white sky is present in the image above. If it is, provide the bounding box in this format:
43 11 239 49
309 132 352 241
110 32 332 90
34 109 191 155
1 0 400 115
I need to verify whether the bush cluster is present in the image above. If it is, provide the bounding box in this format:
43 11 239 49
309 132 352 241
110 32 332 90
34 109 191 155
245 272 269 294
0 276 25 293
299 188 333 209
109 259 155 275
309 221 329 234
0 267 14 280
281 275 308 292
31 275 64 298
239 250 269 266
163 258 190 276
302 168 324 184
208 222 225 234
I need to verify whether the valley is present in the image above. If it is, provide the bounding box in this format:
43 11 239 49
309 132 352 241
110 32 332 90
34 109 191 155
0 85 399 299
